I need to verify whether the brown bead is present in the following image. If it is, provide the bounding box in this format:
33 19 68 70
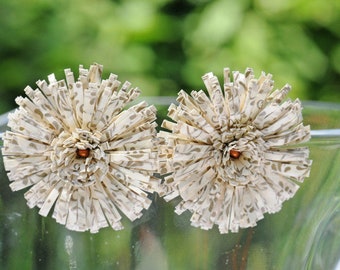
76 148 90 158
230 149 241 159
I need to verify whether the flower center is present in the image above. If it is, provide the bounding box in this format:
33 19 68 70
219 142 241 163
51 129 108 187
215 136 266 186
76 148 91 158
229 149 241 159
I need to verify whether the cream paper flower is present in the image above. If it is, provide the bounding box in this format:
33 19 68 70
2 63 159 233
158 68 312 233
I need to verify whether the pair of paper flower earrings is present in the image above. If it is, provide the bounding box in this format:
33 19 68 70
2 63 312 233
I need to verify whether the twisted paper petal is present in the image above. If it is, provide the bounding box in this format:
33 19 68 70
158 68 312 233
2 63 160 233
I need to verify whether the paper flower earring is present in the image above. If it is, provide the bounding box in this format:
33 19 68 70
158 68 312 233
2 63 160 233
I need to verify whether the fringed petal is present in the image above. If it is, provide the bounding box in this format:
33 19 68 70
159 67 312 233
3 63 159 233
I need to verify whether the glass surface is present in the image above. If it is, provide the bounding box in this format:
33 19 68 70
0 100 339 270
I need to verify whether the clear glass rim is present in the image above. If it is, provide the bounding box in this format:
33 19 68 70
1 98 340 139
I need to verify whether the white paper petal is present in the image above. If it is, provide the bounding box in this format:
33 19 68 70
2 63 160 233
159 67 312 233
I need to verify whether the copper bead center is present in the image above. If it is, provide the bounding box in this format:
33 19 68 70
229 149 241 159
76 148 90 158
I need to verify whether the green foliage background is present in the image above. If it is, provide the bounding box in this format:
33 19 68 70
1 0 340 114
1 1 340 269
